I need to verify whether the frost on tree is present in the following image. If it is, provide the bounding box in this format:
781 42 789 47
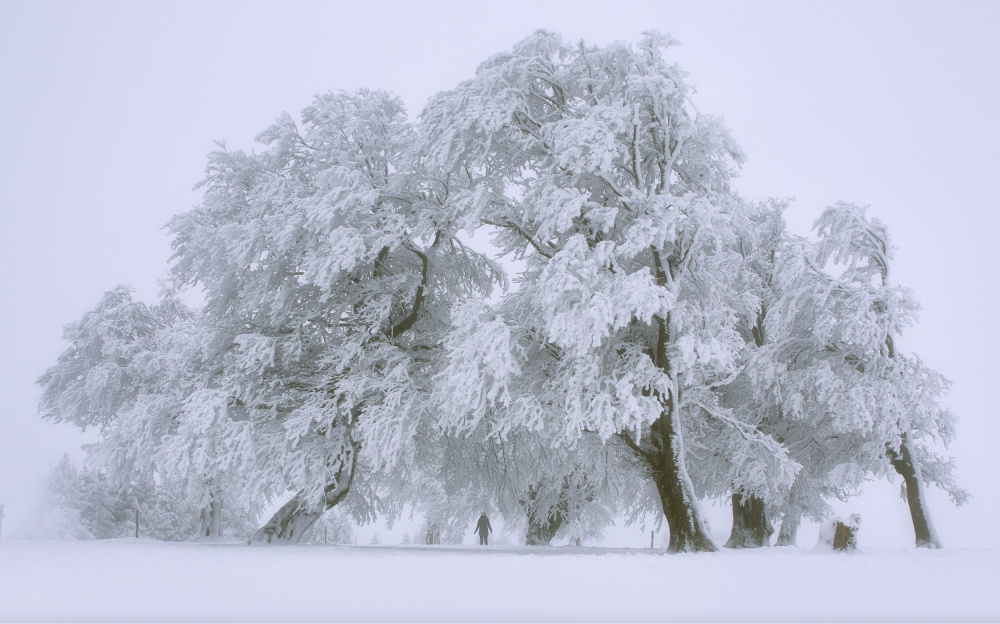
748 203 967 547
37 30 967 552
689 201 800 548
812 204 967 548
36 287 258 538
422 31 802 552
432 422 639 546
168 90 501 542
29 454 257 541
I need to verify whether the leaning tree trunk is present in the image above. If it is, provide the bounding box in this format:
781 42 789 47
886 435 942 549
251 449 356 544
649 403 717 553
724 492 773 548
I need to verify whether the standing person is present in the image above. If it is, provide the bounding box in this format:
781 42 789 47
474 512 492 546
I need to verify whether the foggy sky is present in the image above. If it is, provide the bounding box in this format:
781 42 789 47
1 0 997 546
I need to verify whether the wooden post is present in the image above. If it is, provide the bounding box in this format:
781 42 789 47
135 508 139 538
324 526 328 544
650 530 654 549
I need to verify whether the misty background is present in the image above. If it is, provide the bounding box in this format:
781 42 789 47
1 0 997 547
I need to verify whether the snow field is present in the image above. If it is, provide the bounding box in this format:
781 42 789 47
1 540 998 622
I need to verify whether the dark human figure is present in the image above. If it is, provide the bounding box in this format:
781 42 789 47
475 512 492 546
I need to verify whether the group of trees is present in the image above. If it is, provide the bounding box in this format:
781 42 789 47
33 454 257 541
38 31 965 552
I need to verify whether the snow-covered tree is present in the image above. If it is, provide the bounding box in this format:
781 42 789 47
167 89 502 542
697 199 799 548
413 421 640 546
37 287 259 537
32 454 255 541
38 30 966 553
299 508 357 545
422 31 797 552
749 202 966 547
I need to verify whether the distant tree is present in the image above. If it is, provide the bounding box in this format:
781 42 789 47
300 509 356 545
34 455 255 541
36 287 259 537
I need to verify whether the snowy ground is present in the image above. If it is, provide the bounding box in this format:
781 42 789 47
1 539 998 622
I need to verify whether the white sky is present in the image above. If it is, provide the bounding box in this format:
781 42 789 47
1 0 997 547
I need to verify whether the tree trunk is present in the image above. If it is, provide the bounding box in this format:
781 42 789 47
724 492 773 548
886 436 943 549
649 408 717 553
525 507 565 546
210 493 222 538
251 449 356 544
523 482 568 546
425 523 440 545
199 488 223 538
642 298 716 554
775 507 800 546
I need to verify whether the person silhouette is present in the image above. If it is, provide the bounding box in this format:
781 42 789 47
474 512 492 546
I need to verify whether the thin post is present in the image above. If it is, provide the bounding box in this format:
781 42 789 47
650 530 654 549
135 508 139 538
324 526 328 545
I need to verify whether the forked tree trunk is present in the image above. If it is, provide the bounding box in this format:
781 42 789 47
886 436 942 549
724 492 773 548
775 507 801 546
251 449 356 544
649 408 717 553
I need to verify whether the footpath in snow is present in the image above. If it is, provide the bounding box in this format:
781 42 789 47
1 539 998 621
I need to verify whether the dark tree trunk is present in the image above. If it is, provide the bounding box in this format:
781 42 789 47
251 449 356 544
886 436 943 549
525 506 565 546
523 482 569 546
775 507 800 546
724 492 773 548
624 262 716 553
649 410 717 553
